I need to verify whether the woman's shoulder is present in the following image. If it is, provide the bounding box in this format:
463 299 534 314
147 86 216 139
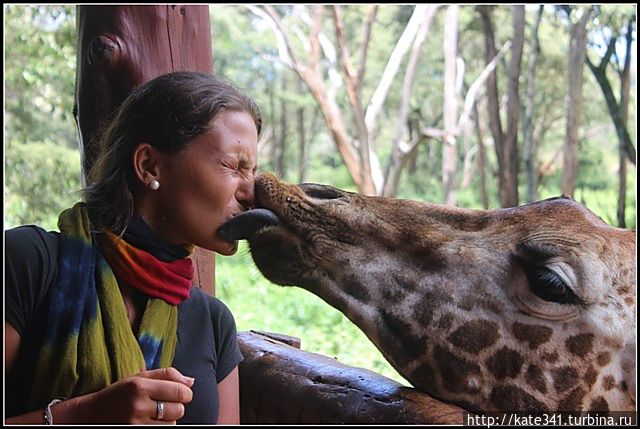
5 224 60 251
182 287 236 323
5 225 61 335
4 225 60 266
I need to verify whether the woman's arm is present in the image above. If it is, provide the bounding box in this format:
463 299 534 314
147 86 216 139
5 323 194 426
216 367 240 424
5 322 20 374
5 321 90 424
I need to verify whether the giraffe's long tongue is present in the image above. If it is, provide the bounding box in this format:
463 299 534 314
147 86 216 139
217 208 280 241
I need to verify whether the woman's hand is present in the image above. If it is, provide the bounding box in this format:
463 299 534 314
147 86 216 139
78 367 195 424
5 367 194 424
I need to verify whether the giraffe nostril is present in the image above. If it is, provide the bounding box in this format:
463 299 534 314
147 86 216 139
299 183 345 200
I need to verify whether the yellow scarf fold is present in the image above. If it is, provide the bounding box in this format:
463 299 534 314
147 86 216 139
29 202 178 409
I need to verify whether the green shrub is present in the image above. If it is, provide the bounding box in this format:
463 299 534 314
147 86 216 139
4 139 82 231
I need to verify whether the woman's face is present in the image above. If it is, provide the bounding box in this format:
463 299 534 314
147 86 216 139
142 110 258 255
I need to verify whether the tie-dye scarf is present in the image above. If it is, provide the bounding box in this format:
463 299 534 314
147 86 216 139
29 202 193 409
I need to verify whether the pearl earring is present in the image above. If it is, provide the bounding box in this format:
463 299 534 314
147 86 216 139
150 180 160 191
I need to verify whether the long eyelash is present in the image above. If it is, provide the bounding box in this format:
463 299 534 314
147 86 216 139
531 269 565 289
518 258 583 305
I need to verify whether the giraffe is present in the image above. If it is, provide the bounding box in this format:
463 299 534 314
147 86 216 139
220 173 636 414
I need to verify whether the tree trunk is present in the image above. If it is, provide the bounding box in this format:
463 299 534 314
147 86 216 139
473 100 490 209
502 5 524 207
297 81 308 184
74 5 216 294
382 5 438 197
585 32 636 167
523 5 544 203
477 6 506 206
277 73 288 178
561 7 590 197
268 81 277 173
331 5 376 195
617 19 633 228
442 6 459 205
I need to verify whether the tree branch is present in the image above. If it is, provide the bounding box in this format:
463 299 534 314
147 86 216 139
357 5 378 89
456 41 511 134
364 5 430 132
251 5 299 70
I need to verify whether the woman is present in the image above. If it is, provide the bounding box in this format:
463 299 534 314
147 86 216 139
5 71 261 424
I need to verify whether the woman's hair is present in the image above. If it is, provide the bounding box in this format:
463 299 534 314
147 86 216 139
82 71 262 234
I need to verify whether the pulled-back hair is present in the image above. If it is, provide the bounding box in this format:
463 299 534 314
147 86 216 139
82 72 262 234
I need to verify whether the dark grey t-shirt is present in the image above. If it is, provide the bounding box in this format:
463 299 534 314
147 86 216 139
4 225 243 424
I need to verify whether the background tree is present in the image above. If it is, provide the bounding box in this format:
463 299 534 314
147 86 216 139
522 5 544 203
583 7 636 227
441 6 459 205
503 5 525 207
561 5 591 198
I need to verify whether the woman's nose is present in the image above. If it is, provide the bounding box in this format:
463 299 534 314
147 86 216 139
236 175 256 209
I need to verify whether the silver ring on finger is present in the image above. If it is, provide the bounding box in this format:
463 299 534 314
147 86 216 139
156 400 164 420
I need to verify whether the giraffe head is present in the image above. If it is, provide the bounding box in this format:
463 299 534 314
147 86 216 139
226 173 636 413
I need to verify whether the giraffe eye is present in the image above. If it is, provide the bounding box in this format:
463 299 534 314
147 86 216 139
523 264 580 305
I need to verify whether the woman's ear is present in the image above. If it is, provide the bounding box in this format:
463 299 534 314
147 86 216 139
132 143 161 188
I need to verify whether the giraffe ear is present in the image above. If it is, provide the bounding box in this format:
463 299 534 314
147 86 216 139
621 337 635 404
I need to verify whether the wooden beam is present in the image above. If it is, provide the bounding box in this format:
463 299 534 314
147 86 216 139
238 331 466 424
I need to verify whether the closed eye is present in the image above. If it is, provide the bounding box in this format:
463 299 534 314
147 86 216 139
520 261 583 305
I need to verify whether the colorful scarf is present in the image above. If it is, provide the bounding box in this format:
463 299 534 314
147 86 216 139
29 203 193 409
100 230 194 305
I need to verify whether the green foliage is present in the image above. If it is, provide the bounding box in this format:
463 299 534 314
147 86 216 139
4 5 77 149
5 139 82 231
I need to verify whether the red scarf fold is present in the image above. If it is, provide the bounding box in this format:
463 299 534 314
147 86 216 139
100 230 194 305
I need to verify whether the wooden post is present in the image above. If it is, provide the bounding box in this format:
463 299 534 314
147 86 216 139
74 5 216 294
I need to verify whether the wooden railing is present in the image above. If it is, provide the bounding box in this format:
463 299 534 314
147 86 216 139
238 331 466 424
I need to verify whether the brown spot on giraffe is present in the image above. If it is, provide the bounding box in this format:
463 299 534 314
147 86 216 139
413 289 453 327
490 385 550 413
525 365 547 394
379 309 428 366
596 352 611 367
410 363 440 396
589 396 610 412
446 320 500 354
552 366 579 393
602 375 616 391
557 387 587 411
512 321 553 350
542 351 559 363
343 274 372 303
584 366 598 388
565 333 595 357
486 347 524 380
434 345 482 394
436 313 454 331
